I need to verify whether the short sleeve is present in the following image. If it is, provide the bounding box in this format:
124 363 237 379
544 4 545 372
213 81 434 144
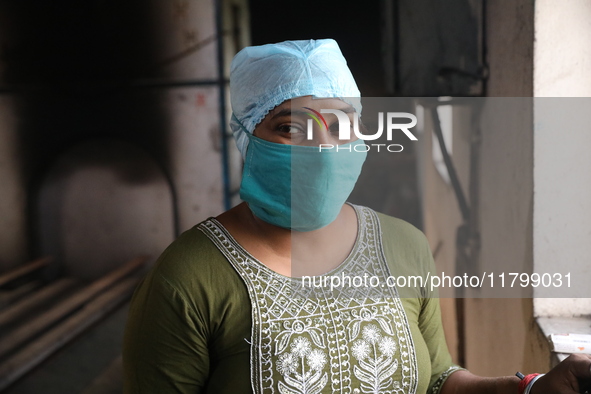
122 271 210 393
122 224 253 393
418 238 465 394
375 211 464 394
420 296 464 393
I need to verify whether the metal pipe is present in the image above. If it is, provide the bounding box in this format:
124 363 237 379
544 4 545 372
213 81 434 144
215 0 231 211
0 79 226 95
430 107 471 222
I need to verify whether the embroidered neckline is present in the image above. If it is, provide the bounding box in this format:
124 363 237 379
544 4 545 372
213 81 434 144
206 203 364 281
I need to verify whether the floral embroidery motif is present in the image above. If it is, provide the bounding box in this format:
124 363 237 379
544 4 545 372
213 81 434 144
347 307 394 341
351 324 399 393
199 205 419 394
276 337 328 394
275 319 325 354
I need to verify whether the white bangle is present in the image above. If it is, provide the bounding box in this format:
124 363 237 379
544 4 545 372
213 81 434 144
524 373 545 394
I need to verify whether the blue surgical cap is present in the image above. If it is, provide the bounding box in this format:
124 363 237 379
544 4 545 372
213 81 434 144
229 39 361 157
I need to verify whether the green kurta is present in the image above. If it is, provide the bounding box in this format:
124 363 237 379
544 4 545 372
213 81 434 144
123 205 462 393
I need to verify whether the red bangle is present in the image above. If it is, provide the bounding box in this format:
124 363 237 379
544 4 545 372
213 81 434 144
518 373 541 394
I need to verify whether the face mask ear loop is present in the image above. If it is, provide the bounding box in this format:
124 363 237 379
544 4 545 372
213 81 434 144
231 113 254 159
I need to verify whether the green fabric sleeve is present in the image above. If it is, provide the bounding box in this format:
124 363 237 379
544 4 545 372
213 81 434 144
418 238 465 394
122 226 253 393
376 212 464 394
122 264 210 393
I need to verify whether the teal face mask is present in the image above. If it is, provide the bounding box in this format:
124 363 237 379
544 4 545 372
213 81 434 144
239 134 367 231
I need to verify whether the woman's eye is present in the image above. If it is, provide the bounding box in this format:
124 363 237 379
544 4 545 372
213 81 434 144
277 125 303 134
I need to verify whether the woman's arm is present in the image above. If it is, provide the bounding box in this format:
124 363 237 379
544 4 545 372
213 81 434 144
441 354 591 394
440 370 519 394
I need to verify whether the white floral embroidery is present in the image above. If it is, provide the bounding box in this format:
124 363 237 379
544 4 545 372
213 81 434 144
278 353 298 375
351 324 400 393
291 337 311 357
379 337 398 357
347 307 394 341
275 319 325 354
362 324 382 344
276 336 328 394
307 349 327 371
352 340 371 360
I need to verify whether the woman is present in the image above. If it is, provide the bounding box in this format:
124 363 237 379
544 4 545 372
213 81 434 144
122 39 591 394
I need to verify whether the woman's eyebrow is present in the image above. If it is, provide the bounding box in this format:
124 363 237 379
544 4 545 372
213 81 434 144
270 108 309 119
271 106 356 120
338 106 355 113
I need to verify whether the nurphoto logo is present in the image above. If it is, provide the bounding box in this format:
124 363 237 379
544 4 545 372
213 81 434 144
303 108 418 152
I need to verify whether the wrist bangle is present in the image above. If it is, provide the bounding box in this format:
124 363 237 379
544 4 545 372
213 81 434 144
517 373 543 394
524 374 544 394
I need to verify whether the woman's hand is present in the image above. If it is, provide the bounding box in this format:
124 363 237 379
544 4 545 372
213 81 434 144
531 354 591 394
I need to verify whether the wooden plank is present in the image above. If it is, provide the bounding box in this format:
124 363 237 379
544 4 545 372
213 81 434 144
0 257 53 288
0 281 43 309
0 278 77 327
0 277 139 392
0 256 146 358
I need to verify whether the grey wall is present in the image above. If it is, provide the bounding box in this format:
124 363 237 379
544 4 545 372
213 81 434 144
37 141 175 280
0 0 245 277
0 96 27 269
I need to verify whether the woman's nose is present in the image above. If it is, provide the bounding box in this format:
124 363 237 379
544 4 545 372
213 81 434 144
314 128 334 145
305 122 343 146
